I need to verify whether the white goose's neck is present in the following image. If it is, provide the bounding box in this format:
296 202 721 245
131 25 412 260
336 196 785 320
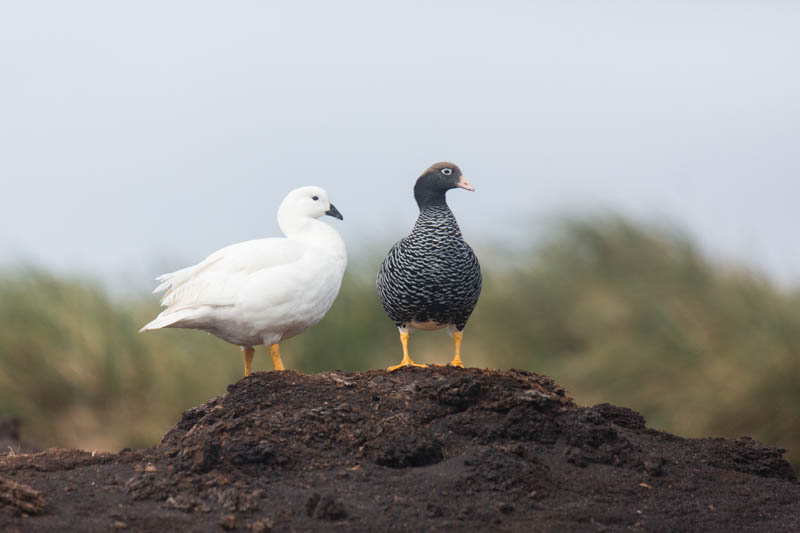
281 217 347 261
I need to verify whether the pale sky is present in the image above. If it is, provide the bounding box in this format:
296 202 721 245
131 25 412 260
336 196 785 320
1 1 799 287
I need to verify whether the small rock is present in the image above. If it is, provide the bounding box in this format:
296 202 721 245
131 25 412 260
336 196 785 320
164 493 210 513
214 487 240 511
307 493 347 520
218 514 237 530
248 519 273 532
644 456 666 477
426 503 443 518
305 493 321 517
498 503 514 514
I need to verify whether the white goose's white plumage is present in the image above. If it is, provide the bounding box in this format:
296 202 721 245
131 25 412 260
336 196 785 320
140 186 347 375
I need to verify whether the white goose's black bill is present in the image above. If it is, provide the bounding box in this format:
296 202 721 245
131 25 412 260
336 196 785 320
325 204 343 220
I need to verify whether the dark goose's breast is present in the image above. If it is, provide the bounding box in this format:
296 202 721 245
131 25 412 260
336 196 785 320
377 204 482 331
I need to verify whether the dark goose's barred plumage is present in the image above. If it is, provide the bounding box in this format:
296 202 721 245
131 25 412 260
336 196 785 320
377 162 482 369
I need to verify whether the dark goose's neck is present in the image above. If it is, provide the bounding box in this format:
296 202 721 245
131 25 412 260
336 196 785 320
411 172 464 240
410 203 463 240
414 182 449 209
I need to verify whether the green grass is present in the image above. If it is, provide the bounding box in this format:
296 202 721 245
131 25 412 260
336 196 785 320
2 216 799 469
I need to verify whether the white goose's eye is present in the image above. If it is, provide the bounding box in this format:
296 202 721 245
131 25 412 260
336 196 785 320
312 195 319 201
441 168 452 176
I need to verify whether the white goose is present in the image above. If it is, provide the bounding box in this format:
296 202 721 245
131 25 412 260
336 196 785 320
140 186 347 376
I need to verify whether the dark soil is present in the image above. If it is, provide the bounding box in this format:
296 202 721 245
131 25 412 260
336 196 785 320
1 368 798 532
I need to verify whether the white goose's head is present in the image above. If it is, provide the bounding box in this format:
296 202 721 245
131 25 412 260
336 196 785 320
278 186 343 236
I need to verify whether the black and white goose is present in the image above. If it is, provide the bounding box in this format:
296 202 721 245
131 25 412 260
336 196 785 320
377 162 482 371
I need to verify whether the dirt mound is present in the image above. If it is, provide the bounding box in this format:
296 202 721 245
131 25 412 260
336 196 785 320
1 368 798 531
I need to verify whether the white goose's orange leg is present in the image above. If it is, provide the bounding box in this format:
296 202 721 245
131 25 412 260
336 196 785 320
387 329 427 371
269 343 286 371
242 346 255 376
449 331 465 368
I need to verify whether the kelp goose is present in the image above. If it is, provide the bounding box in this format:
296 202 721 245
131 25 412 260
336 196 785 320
377 162 482 371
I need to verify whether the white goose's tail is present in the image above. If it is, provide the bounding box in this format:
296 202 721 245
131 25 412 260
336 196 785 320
139 311 180 332
140 265 206 332
138 305 208 332
152 265 194 297
140 255 228 333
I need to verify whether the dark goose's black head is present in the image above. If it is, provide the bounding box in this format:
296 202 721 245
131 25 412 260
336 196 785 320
413 162 474 208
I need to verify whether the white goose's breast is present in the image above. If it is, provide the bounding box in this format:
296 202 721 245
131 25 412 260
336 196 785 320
234 251 345 340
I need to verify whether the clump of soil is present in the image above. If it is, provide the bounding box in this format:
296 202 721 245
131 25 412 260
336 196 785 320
1 368 798 531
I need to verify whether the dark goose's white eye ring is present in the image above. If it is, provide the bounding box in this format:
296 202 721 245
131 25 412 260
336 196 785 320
441 168 452 176
312 195 319 201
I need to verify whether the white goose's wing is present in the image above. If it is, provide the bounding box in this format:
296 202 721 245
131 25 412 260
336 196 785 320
155 238 306 310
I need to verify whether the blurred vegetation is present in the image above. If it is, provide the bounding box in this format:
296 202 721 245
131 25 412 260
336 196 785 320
1 216 799 470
